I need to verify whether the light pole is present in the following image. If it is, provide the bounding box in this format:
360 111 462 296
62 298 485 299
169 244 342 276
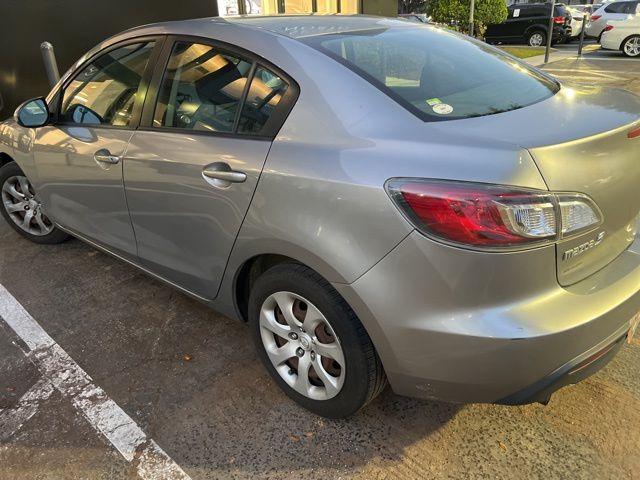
469 0 475 36
544 0 556 63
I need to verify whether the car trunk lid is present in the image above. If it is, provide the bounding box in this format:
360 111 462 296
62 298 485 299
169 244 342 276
532 121 640 285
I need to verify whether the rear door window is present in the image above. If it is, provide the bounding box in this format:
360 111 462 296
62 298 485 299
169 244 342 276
625 1 639 13
604 2 633 13
153 42 252 133
237 66 289 134
153 41 291 135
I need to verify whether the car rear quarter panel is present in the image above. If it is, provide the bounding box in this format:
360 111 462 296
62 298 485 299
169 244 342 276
213 30 550 322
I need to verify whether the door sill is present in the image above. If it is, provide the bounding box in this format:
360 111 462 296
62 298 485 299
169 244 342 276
55 223 213 303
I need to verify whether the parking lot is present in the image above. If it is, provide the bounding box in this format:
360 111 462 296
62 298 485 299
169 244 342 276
543 43 640 95
1 50 640 480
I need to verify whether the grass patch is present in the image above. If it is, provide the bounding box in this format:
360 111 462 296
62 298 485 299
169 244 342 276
498 46 546 58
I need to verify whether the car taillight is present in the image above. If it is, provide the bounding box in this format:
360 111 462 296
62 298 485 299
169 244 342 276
591 14 602 20
554 16 566 23
603 24 614 32
386 179 603 249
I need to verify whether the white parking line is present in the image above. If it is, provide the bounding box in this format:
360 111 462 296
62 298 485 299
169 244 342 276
0 284 192 480
0 377 54 442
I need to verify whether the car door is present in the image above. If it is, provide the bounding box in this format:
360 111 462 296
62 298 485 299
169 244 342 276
507 4 531 39
487 3 532 41
33 38 162 258
123 38 297 300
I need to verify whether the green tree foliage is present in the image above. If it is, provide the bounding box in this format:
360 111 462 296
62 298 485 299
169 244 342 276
398 0 428 14
427 0 507 35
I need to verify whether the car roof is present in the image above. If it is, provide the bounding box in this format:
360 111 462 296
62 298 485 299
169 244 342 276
229 15 417 37
122 14 416 41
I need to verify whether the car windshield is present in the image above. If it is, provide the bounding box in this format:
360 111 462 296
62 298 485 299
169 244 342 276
302 26 559 121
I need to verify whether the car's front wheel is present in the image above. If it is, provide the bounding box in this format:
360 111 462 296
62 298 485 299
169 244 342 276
249 263 386 418
0 161 69 244
622 35 640 57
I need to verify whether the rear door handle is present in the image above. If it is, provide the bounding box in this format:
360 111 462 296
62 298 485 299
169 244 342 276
94 148 121 165
202 162 247 188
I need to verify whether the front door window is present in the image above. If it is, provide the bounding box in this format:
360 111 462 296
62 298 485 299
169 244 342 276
60 41 155 127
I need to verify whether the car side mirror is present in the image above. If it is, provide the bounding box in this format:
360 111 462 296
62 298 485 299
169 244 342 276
14 97 50 128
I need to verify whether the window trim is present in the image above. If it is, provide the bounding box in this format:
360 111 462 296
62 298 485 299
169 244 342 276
138 34 300 140
51 35 166 131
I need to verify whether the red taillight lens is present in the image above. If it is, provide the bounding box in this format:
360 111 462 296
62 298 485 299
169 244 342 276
554 15 566 23
603 24 614 32
386 180 557 248
628 126 640 139
386 180 603 249
591 14 602 20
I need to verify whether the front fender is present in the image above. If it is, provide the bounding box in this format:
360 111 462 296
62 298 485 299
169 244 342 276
0 120 38 182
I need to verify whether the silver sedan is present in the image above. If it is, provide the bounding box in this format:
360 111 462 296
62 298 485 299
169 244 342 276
2 16 640 418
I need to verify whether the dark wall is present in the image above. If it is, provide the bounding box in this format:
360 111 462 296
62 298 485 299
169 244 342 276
0 0 218 119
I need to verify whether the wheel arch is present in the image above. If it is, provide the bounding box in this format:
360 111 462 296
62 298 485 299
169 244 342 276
228 249 394 381
0 151 14 169
524 24 548 37
620 34 640 52
233 253 301 323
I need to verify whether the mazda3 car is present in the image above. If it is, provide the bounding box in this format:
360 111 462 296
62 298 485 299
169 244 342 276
1 16 639 418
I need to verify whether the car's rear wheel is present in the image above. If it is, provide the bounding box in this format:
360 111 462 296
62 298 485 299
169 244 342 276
249 263 386 418
622 35 640 57
527 30 546 47
0 162 69 244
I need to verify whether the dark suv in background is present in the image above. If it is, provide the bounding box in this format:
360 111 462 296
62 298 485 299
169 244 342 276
486 2 573 46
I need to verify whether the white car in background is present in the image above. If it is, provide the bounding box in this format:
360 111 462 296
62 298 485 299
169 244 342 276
567 6 586 40
600 15 640 55
586 0 639 39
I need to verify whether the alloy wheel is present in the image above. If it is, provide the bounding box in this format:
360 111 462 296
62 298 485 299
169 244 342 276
529 33 544 47
259 291 346 400
1 175 54 236
623 37 640 57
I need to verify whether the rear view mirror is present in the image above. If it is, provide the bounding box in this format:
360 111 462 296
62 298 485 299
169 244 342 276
14 97 49 128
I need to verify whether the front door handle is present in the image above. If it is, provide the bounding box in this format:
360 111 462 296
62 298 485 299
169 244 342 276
94 148 121 165
202 162 247 188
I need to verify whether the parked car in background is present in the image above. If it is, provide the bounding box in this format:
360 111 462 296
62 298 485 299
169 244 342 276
1 16 640 418
600 14 640 55
566 5 587 40
486 2 573 46
586 0 639 39
570 3 601 13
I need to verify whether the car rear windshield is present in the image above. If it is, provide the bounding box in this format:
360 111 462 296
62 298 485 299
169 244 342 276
302 26 559 121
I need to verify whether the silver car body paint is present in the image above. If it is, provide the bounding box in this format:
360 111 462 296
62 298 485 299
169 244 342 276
1 16 639 403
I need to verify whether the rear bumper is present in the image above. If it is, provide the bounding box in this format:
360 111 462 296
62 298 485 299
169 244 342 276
553 25 572 40
498 330 627 405
335 232 640 404
600 34 621 51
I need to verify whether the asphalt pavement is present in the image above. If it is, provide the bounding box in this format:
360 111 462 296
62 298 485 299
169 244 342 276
534 42 640 95
1 45 639 480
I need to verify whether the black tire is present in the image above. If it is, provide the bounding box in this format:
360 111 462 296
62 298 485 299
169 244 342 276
527 29 547 47
249 263 386 418
0 161 70 244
